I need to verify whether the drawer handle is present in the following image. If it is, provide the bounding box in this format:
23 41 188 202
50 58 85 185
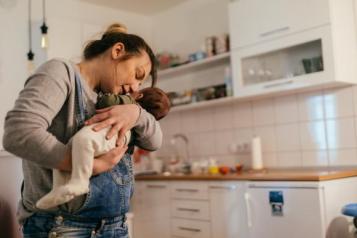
177 208 200 212
209 185 237 190
146 185 167 189
176 188 199 192
260 26 290 37
178 226 201 232
263 80 293 89
244 192 253 228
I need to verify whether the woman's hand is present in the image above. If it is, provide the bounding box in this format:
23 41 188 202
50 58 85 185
85 104 140 147
92 145 128 175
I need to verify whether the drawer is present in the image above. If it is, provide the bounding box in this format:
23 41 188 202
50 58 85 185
171 218 210 238
229 0 330 49
171 200 210 221
171 182 209 200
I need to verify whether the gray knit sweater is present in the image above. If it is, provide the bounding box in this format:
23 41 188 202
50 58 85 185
2 59 162 223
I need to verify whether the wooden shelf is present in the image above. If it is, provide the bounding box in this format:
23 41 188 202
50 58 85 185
158 52 230 78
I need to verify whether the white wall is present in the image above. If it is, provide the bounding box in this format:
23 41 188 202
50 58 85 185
151 0 229 59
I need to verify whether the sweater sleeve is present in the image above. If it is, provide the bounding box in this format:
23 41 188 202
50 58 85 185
2 59 71 168
133 107 163 151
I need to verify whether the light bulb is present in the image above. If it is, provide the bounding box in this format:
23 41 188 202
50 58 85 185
27 50 35 73
27 60 35 73
41 34 48 48
40 22 48 49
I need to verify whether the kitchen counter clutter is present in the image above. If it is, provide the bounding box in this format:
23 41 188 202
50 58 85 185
135 167 357 181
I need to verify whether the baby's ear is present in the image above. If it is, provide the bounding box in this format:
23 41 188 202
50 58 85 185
133 92 144 100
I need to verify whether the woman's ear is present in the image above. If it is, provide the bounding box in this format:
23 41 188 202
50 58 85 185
111 42 125 60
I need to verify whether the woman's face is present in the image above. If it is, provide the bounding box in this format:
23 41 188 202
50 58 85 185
101 45 152 95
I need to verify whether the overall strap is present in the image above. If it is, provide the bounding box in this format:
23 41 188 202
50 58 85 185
74 72 87 129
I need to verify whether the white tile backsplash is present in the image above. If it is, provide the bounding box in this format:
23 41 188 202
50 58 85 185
252 98 275 126
326 117 356 149
297 90 324 121
274 94 299 124
301 150 329 167
158 85 357 168
275 123 301 152
262 152 278 168
328 149 357 166
213 103 234 130
233 101 253 128
199 132 216 156
324 87 354 119
214 129 234 155
196 108 214 132
276 151 302 167
299 121 327 150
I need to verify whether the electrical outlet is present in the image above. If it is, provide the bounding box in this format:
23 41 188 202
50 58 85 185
229 141 251 154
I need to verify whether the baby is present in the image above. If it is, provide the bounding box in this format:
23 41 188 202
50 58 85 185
36 87 170 209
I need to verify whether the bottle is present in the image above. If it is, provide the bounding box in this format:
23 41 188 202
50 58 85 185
224 66 233 97
208 158 219 175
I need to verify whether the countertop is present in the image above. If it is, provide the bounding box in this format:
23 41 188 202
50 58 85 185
135 168 357 181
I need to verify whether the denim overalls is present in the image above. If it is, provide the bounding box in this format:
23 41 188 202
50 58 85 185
22 72 134 238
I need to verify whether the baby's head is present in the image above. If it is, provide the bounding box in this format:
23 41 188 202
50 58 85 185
133 87 171 120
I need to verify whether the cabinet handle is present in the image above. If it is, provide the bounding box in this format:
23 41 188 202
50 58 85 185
263 80 293 89
146 184 167 189
177 208 200 212
259 26 290 37
178 226 201 232
209 185 237 190
244 192 253 228
176 188 199 192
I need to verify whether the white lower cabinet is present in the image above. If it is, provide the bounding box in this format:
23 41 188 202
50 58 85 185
132 178 357 238
131 181 171 238
209 182 248 238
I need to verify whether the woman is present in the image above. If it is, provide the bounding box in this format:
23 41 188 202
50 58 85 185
2 23 161 237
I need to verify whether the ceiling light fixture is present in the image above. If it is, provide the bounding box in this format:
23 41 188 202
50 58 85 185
40 0 48 49
27 0 35 72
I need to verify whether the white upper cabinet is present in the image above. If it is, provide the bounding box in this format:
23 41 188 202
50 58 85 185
229 0 330 49
229 0 357 98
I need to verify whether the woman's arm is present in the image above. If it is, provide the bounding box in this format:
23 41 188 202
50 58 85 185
2 60 71 169
85 104 163 151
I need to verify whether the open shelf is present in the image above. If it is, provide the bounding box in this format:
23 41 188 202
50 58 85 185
158 52 230 78
171 96 235 112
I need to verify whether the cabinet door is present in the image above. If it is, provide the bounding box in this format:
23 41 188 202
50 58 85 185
132 181 171 238
209 182 248 238
231 25 336 98
246 184 325 238
229 0 330 49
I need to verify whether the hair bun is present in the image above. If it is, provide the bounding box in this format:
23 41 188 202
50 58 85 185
104 23 128 35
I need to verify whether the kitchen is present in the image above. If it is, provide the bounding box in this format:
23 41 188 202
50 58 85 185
1 0 357 237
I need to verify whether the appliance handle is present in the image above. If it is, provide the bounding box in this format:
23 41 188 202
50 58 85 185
244 192 253 228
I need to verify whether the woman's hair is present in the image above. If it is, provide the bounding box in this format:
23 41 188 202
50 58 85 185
83 23 157 86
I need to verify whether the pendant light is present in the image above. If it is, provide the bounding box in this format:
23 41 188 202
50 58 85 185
27 0 35 72
40 0 48 49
